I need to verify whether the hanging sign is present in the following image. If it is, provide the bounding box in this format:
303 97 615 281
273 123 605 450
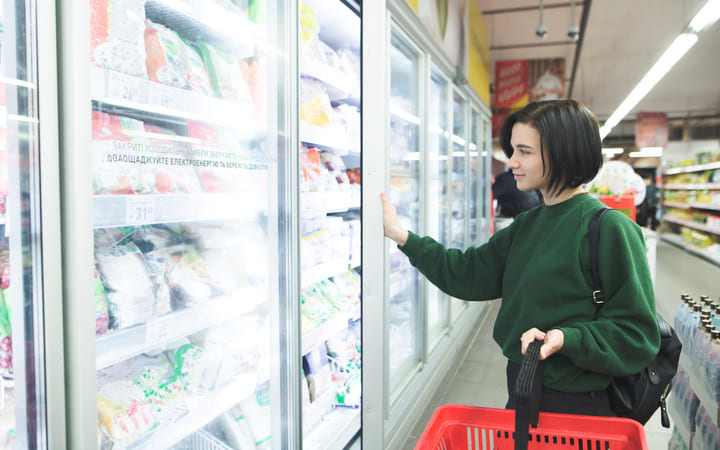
635 112 668 148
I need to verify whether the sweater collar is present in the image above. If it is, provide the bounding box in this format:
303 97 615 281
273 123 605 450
539 192 592 217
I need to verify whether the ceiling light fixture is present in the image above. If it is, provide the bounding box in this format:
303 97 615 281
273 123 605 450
629 147 664 158
599 0 718 140
601 147 624 156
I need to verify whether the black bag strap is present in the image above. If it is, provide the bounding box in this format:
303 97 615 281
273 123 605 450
514 340 544 450
589 208 611 307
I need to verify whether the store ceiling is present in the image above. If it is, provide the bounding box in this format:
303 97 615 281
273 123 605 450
478 0 720 148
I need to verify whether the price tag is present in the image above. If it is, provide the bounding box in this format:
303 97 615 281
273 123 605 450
126 196 156 225
107 71 143 103
148 84 177 110
146 315 173 343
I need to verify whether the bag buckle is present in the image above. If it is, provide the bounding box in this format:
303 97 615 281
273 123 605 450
592 290 605 305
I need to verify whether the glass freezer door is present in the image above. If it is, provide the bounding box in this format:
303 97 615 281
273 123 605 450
425 68 449 352
387 31 422 392
469 109 480 245
299 0 361 447
449 91 467 322
89 1 288 448
1 0 59 447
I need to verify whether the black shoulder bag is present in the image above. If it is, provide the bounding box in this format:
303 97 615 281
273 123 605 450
589 208 682 427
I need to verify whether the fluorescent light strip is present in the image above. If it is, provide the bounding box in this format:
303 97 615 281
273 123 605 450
688 0 720 32
602 147 624 155
0 77 36 89
451 135 466 146
600 32 698 139
600 0 718 140
629 147 663 158
7 114 39 124
389 105 421 125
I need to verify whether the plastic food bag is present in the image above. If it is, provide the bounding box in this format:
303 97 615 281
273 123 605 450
144 21 189 89
300 77 334 127
198 41 252 101
91 0 148 78
92 111 155 195
97 381 157 447
95 241 155 330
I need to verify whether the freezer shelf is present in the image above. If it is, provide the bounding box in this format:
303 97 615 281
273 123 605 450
303 407 359 450
91 67 258 133
96 286 263 370
126 373 257 450
93 194 264 228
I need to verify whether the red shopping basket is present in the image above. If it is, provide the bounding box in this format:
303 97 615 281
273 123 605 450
415 404 648 449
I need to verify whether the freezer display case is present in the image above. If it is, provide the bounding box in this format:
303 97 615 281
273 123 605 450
450 91 467 322
469 109 480 244
298 0 361 447
1 0 61 447
425 68 449 351
387 29 422 391
89 1 283 448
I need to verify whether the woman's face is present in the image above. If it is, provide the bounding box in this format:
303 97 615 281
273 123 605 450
507 122 550 193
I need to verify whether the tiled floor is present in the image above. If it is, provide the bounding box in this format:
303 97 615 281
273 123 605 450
400 237 720 449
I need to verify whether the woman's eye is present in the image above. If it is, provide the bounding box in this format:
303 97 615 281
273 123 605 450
519 149 529 155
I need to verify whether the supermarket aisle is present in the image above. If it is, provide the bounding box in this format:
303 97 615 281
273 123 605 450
400 237 720 449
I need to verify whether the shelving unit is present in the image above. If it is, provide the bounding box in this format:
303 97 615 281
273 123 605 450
660 159 720 267
298 0 362 446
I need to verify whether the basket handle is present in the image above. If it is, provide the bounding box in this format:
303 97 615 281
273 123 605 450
514 340 544 450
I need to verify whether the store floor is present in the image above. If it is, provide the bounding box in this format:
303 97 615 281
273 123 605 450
400 236 720 449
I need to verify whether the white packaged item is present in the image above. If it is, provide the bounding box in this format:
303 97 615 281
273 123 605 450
96 241 155 330
91 0 148 78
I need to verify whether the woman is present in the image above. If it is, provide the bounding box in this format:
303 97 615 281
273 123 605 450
381 100 660 416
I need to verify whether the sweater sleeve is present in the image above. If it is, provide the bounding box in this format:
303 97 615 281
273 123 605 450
558 210 661 376
398 227 511 301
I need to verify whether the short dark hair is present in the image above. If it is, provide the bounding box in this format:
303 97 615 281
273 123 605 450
499 100 603 196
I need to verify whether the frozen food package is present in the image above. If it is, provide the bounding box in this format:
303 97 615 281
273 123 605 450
300 77 334 127
95 241 155 330
302 347 333 403
129 224 182 253
299 2 327 65
158 245 216 309
144 21 189 89
239 55 267 118
94 267 110 335
139 251 172 317
90 0 148 78
92 111 155 195
236 383 271 449
0 288 12 377
217 411 257 450
179 38 215 96
320 151 351 191
197 41 252 101
163 342 207 394
97 381 157 447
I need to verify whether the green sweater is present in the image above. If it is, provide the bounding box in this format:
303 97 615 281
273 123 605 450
400 194 660 392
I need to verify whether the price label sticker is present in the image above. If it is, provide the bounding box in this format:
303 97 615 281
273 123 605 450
126 196 156 225
107 71 143 103
148 84 177 110
146 315 173 343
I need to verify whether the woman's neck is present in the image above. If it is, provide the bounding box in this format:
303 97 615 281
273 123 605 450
542 187 587 205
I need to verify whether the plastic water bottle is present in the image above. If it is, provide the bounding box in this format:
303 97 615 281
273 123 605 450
707 330 720 403
711 303 720 330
